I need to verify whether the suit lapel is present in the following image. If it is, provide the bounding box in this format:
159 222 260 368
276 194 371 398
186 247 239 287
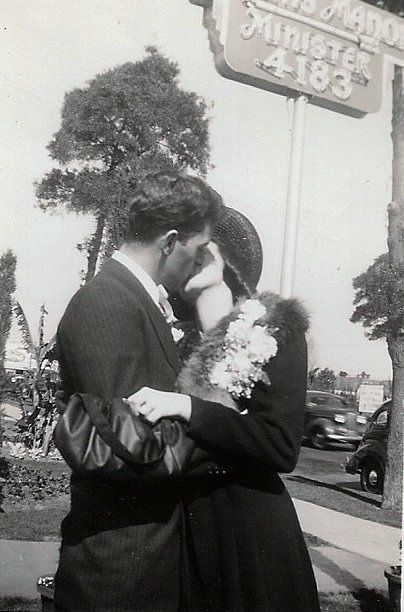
101 259 181 376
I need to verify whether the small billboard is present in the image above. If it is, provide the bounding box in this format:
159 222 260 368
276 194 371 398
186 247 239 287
358 384 384 414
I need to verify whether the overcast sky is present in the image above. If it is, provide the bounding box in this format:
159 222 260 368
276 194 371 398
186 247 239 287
0 0 397 378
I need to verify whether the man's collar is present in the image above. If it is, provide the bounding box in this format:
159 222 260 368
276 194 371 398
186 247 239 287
111 251 159 306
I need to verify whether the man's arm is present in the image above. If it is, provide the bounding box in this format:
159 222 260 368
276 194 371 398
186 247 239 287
56 283 161 476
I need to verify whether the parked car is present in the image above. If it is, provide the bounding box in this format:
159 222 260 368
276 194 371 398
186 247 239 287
304 390 368 450
345 401 390 494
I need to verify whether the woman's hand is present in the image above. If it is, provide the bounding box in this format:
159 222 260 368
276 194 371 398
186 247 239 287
182 241 233 331
125 387 192 425
182 242 225 302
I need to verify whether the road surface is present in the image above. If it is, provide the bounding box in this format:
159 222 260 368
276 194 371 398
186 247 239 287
290 444 382 504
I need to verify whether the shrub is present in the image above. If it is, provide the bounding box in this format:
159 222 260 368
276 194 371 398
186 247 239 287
3 458 70 505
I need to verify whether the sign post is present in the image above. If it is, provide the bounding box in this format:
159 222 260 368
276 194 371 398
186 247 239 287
280 93 308 296
190 0 404 296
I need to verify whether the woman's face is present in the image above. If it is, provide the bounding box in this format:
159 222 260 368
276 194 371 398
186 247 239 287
181 241 226 302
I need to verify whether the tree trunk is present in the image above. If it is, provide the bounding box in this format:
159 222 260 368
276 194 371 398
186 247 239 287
84 213 106 283
384 339 404 510
383 64 404 511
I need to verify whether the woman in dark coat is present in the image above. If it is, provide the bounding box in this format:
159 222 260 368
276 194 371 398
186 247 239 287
129 208 320 611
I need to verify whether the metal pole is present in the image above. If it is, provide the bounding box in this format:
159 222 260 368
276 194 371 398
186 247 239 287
279 93 308 298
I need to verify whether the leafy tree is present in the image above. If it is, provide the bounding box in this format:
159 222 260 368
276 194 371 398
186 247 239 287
0 250 17 400
36 46 211 282
351 251 404 509
351 254 404 340
339 371 348 378
309 367 336 392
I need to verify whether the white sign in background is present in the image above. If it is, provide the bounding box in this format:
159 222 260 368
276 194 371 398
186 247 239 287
358 384 385 414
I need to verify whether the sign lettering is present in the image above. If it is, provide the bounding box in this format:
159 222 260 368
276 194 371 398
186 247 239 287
191 0 404 115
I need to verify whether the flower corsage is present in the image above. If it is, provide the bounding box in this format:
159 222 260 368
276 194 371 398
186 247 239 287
176 293 283 412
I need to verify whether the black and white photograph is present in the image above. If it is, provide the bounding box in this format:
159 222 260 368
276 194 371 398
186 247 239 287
0 1 403 610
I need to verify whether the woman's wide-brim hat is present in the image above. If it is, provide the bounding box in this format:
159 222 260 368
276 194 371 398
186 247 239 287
213 207 263 293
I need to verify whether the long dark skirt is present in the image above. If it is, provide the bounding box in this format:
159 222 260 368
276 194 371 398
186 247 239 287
182 474 320 612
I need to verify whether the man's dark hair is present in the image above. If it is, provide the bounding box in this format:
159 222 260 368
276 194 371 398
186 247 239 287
125 171 224 243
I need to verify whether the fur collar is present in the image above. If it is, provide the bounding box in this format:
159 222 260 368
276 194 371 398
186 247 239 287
176 292 309 396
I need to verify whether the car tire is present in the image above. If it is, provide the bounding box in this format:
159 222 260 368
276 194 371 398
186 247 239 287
310 428 328 450
360 459 384 494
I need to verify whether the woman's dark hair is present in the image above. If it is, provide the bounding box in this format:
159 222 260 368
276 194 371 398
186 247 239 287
125 171 223 243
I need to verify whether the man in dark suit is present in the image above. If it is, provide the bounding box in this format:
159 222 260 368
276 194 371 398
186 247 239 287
54 171 223 612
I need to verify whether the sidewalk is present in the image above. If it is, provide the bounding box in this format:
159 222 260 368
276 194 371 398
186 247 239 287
0 500 401 601
294 498 401 594
0 540 59 599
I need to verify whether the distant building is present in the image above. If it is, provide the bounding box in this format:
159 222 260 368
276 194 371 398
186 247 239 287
334 375 391 400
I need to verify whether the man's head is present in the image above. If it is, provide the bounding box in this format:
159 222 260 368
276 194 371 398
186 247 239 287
124 171 224 292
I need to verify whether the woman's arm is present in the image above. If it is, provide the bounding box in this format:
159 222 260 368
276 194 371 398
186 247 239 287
187 331 307 474
182 241 233 331
129 330 308 475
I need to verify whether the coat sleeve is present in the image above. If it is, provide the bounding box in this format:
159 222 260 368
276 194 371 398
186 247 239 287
186 331 308 474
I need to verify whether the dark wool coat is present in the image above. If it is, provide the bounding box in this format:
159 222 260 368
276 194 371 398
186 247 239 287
178 295 320 611
54 258 185 612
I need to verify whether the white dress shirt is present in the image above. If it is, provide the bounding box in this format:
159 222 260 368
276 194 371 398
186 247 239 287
111 250 160 307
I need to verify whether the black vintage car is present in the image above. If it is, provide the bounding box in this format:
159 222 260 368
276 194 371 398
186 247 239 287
345 401 390 494
303 390 368 450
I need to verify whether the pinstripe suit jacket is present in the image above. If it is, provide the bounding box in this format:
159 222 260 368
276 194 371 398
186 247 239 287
54 258 185 612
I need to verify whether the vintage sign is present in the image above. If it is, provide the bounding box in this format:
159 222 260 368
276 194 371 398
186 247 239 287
190 0 404 116
358 383 384 414
4 342 36 371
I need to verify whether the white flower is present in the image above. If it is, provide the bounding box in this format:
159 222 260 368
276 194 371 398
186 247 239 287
228 349 253 375
207 298 278 404
211 361 233 388
247 326 278 362
227 318 251 345
239 299 266 323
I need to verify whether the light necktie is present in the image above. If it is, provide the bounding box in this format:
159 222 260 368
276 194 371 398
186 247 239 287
157 285 184 343
157 284 175 325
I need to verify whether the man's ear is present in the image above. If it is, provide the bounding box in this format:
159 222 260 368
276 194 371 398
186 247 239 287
160 230 178 256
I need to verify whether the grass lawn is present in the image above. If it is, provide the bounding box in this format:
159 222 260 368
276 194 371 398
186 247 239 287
284 474 401 528
0 597 41 611
0 497 69 540
319 590 390 611
0 454 70 540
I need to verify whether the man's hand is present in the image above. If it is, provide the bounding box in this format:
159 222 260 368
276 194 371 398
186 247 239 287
125 387 192 425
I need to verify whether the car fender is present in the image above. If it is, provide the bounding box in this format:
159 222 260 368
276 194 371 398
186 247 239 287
306 417 335 436
354 441 386 468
